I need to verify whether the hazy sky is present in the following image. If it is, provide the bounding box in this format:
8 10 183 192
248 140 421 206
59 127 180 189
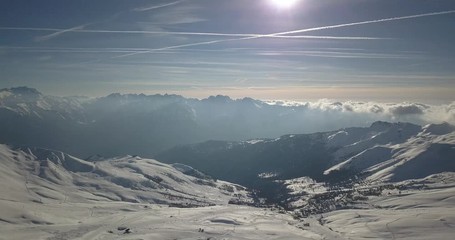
1 0 454 103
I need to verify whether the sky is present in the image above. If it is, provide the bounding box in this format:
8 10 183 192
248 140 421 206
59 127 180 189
0 0 454 103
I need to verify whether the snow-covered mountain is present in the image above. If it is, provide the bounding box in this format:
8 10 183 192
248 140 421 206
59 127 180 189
0 86 86 119
1 142 454 240
0 144 251 210
325 122 455 182
1 144 318 240
157 121 455 201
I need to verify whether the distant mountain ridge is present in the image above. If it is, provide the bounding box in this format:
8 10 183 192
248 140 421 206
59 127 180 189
0 86 394 158
0 86 86 119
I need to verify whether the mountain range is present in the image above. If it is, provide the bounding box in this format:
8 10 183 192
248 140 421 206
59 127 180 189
0 86 422 158
1 87 455 239
1 86 454 199
157 121 455 202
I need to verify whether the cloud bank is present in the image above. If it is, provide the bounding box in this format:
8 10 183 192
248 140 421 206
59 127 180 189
266 99 455 126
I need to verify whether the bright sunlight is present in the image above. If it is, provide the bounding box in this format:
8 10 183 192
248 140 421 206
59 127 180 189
269 0 300 9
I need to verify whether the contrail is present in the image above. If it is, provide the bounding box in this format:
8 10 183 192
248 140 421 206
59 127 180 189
265 10 455 36
112 9 455 58
0 27 64 31
34 24 87 42
271 35 383 40
0 0 188 42
0 26 384 40
133 0 187 11
3 9 452 58
76 30 385 40
112 39 232 58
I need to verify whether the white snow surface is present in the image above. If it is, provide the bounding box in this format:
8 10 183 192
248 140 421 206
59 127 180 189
1 144 455 239
0 144 251 207
325 122 455 183
328 122 422 162
0 144 323 240
322 173 455 240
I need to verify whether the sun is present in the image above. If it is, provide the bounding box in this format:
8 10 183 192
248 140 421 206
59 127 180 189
269 0 300 9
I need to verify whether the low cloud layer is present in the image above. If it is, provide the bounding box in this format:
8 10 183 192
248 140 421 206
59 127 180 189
267 99 455 126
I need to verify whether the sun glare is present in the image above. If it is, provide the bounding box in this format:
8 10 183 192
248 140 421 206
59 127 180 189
269 0 300 9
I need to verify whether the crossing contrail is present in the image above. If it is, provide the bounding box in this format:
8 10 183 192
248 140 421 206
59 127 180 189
112 9 455 58
34 24 87 42
2 10 453 58
133 0 187 11
0 27 384 40
6 1 185 41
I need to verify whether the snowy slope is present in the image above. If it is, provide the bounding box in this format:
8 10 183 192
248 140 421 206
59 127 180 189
328 121 422 163
0 144 324 240
321 172 455 240
325 123 455 182
1 128 454 239
1 167 454 240
0 144 251 209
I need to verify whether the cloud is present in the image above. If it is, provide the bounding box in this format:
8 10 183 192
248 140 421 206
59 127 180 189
266 99 455 125
389 104 425 116
369 105 384 114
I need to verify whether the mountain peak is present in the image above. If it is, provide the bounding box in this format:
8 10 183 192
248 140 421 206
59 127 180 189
0 87 43 105
1 86 42 96
370 121 393 130
369 121 419 131
422 122 455 135
204 95 233 103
